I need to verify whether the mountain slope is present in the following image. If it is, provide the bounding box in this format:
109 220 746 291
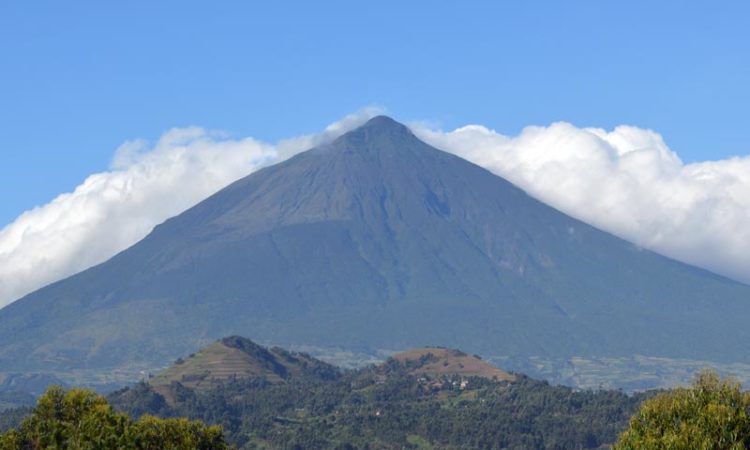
150 336 339 392
1 116 750 383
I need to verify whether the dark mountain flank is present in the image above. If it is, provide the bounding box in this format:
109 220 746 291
1 116 750 381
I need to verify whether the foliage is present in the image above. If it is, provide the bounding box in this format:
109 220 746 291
0 386 231 450
111 360 652 450
108 381 172 419
614 370 750 450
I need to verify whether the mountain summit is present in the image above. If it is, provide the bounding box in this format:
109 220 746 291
2 116 750 385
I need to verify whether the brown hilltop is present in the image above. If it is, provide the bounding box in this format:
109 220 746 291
389 347 515 382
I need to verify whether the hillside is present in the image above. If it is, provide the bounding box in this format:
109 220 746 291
151 336 339 390
2 116 750 391
109 337 652 449
388 348 514 382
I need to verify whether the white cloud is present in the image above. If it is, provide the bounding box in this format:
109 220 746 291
0 108 381 308
2 109 749 309
412 122 750 285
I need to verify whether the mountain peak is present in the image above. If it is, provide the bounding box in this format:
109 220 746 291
361 115 409 132
329 115 417 152
6 109 750 392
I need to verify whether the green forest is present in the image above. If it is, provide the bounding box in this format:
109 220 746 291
106 355 651 449
0 386 229 450
4 342 750 449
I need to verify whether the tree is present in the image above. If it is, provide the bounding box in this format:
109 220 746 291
615 370 750 450
0 386 230 450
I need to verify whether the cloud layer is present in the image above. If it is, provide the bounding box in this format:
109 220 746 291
413 122 750 285
1 110 749 308
0 109 381 308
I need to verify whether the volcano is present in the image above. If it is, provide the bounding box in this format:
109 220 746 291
1 116 749 382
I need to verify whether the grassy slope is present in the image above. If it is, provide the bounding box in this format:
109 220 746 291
392 348 515 382
150 342 284 391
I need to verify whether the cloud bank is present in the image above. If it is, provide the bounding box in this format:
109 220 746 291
0 108 381 308
412 122 750 285
1 110 749 308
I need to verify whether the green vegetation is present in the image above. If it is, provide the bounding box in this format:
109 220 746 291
0 386 230 449
109 338 653 449
150 336 339 394
614 370 750 450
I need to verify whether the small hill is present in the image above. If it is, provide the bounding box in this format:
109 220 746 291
149 336 339 392
110 338 648 450
388 347 515 381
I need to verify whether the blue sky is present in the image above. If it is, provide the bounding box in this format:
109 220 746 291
2 0 749 227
